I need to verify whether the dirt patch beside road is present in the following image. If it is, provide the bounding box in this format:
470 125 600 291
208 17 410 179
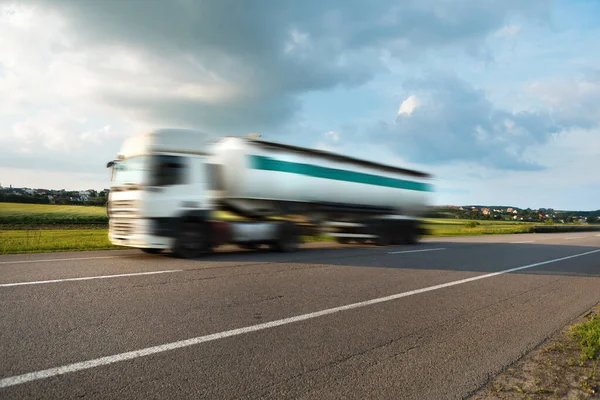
471 306 600 399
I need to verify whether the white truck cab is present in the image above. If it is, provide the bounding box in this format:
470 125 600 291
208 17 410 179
107 129 216 256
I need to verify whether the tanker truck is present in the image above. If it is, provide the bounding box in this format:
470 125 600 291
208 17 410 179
106 128 433 258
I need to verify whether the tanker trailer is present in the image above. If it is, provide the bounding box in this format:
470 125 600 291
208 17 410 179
205 136 433 248
107 129 433 258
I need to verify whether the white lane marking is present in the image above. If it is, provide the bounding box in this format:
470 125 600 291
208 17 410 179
388 248 446 255
0 270 183 288
2 248 599 388
564 237 583 240
511 241 534 244
0 255 131 265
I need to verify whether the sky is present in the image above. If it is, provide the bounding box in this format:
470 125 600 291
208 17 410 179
1 0 599 210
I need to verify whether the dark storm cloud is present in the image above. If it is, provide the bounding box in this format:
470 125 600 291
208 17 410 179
384 72 592 170
37 0 550 134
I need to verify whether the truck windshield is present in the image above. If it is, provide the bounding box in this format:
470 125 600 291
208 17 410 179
110 155 187 188
111 156 150 186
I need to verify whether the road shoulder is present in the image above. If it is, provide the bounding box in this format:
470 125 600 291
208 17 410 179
470 305 600 399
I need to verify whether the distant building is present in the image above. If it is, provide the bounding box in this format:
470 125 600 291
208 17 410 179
79 191 91 201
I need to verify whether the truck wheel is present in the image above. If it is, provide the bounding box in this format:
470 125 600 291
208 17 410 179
404 229 420 245
141 248 163 254
371 221 390 246
271 222 300 252
173 220 209 258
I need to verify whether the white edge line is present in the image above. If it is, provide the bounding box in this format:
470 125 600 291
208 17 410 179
511 241 534 244
0 270 183 288
2 248 599 389
564 237 583 240
388 247 446 255
0 255 130 265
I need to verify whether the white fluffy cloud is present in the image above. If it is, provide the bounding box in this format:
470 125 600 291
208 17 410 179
397 95 419 116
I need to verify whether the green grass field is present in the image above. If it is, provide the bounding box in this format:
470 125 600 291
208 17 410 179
0 202 108 225
422 218 536 236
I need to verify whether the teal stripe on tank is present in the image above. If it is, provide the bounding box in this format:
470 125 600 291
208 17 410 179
248 155 433 192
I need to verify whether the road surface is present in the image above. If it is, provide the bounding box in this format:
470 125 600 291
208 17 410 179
1 232 599 399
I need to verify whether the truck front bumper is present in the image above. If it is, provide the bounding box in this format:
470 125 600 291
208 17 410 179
109 218 174 249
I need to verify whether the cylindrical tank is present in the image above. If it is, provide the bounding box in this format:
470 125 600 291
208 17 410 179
207 136 433 218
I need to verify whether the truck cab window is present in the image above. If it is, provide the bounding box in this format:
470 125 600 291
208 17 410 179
151 155 187 186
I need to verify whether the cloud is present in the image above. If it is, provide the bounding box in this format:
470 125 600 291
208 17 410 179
440 124 600 209
365 72 593 171
6 0 551 136
0 104 142 177
324 130 340 143
397 95 419 116
0 0 559 191
495 25 522 38
525 69 600 124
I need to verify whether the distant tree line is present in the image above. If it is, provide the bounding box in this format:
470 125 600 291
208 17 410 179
0 193 52 204
427 206 600 224
0 192 107 206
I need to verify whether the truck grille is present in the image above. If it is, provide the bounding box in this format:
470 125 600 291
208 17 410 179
109 200 137 217
111 219 134 236
111 200 135 208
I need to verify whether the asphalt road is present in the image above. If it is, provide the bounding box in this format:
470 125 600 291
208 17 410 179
1 232 600 399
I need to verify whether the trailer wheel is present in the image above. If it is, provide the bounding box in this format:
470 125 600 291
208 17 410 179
401 220 420 245
370 220 390 246
375 233 390 246
271 222 300 252
239 243 261 250
173 220 210 258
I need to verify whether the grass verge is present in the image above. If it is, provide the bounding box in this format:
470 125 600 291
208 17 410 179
0 227 119 254
471 306 600 399
571 312 600 362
